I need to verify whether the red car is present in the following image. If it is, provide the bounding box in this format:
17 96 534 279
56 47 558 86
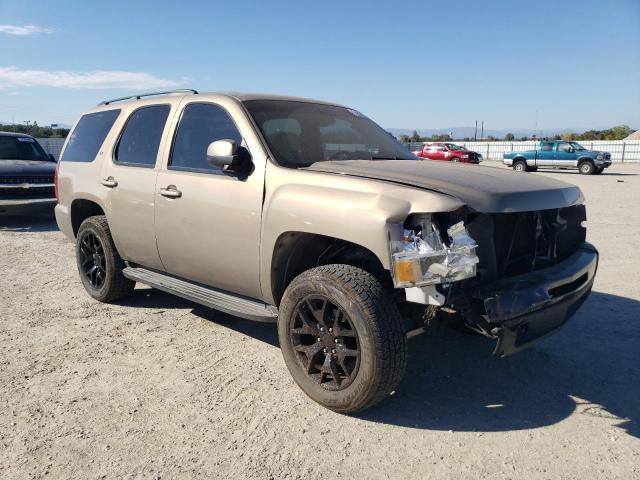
414 142 482 164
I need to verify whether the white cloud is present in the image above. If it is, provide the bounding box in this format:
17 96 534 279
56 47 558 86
0 24 57 35
0 67 187 90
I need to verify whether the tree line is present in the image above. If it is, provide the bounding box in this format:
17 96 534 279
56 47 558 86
0 122 70 138
399 125 635 143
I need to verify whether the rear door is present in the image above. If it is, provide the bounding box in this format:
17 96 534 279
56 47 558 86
100 101 177 270
536 142 555 168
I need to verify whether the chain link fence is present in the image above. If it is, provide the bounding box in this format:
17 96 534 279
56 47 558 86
405 140 640 163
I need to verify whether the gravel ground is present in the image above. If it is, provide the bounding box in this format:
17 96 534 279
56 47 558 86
1 164 639 480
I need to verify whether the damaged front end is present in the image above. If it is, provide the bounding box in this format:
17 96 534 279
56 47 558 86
391 205 598 355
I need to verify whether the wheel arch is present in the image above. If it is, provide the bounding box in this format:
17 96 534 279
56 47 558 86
270 231 389 307
70 198 106 237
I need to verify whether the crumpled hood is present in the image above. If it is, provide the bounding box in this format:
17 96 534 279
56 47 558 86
0 159 57 177
305 160 583 213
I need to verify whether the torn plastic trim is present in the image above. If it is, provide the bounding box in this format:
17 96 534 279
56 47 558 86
390 218 479 288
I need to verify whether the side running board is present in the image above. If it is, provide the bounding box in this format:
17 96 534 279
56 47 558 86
122 266 278 323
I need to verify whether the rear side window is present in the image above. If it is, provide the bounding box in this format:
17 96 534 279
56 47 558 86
115 105 170 167
170 103 242 172
61 109 120 162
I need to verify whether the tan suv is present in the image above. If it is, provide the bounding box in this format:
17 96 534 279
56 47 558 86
55 90 598 413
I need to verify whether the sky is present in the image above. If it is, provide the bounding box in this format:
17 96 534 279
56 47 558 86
0 0 639 131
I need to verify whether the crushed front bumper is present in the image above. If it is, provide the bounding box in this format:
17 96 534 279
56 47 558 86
472 243 598 356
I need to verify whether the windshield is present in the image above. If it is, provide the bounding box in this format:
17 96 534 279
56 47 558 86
0 135 50 161
569 142 586 151
445 143 466 151
243 100 417 167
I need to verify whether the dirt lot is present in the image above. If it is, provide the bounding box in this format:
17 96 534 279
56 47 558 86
1 164 639 480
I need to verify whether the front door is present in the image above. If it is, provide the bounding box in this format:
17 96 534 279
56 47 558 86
100 102 175 270
154 101 264 299
554 142 578 167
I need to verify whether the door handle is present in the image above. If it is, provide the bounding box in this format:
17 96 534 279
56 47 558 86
100 177 118 188
159 186 182 198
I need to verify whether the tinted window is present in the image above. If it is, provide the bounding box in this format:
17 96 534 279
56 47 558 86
0 136 49 161
244 100 416 167
62 109 120 162
115 105 170 166
170 103 242 171
540 142 554 151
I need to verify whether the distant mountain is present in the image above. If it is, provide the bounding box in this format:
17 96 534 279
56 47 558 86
387 127 583 140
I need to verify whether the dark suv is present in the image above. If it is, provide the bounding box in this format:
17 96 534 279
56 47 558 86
0 132 57 214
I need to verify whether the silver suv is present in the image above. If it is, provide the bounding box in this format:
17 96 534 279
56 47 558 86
55 90 598 413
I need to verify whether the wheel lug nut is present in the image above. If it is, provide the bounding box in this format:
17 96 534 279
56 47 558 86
320 327 324 332
331 349 336 354
323 348 327 353
334 338 339 343
317 337 321 342
328 328 332 332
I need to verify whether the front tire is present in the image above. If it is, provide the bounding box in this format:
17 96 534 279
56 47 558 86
594 166 604 174
579 161 595 175
451 157 460 163
76 215 135 302
278 265 407 413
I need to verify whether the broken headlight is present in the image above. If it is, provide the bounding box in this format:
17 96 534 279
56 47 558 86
390 216 479 288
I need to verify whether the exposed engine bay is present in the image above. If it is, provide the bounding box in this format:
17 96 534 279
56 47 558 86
394 204 596 355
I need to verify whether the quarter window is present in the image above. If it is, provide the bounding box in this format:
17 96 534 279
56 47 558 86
540 142 554 151
61 109 121 162
115 105 170 167
170 103 242 171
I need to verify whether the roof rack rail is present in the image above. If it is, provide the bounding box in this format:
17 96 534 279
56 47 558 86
99 89 198 106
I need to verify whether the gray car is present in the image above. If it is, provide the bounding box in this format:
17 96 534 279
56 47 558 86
55 90 599 413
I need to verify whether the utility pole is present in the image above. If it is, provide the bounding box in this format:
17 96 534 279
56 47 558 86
480 121 484 140
474 120 478 141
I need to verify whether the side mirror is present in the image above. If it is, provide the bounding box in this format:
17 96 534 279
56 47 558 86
206 139 247 172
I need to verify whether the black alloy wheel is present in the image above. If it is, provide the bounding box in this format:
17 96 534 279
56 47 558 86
78 230 106 289
289 296 360 390
75 215 135 302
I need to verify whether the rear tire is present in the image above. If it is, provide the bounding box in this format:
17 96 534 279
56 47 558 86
513 160 527 172
278 265 407 413
76 215 135 303
579 161 595 175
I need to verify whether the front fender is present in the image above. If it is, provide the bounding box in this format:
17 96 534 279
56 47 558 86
260 167 464 303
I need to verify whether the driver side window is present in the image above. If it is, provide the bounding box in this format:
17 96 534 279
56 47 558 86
557 143 572 153
170 103 242 172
